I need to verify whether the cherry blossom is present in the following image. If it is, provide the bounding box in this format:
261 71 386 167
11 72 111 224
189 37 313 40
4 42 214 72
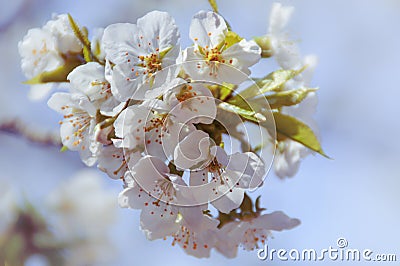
18 28 64 100
18 5 322 259
48 92 100 166
42 14 82 54
215 211 300 257
18 14 84 101
188 146 266 213
171 215 219 258
118 156 211 240
183 11 261 84
102 11 180 102
97 145 141 180
67 62 123 116
163 80 217 125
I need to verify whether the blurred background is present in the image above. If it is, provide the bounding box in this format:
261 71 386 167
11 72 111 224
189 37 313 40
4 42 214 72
1 0 399 265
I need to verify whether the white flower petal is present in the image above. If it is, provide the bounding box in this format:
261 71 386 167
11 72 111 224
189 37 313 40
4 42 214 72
68 62 108 101
252 211 301 231
28 83 55 101
19 28 64 78
131 156 170 191
102 23 141 64
222 39 261 69
174 130 212 170
211 186 244 214
43 14 82 53
136 11 180 52
113 105 151 149
140 203 179 240
111 63 145 102
268 3 294 36
169 84 217 125
227 152 266 189
190 11 227 47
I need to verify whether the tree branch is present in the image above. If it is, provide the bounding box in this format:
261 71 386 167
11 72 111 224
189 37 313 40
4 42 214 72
0 118 61 147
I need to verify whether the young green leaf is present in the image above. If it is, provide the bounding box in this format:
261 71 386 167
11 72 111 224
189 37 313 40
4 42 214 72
259 69 303 94
257 88 317 109
224 31 242 49
270 112 329 158
218 102 259 123
209 82 235 101
23 55 82 84
231 68 303 101
219 83 235 100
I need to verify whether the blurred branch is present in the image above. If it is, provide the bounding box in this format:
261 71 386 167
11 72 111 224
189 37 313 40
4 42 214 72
0 118 61 147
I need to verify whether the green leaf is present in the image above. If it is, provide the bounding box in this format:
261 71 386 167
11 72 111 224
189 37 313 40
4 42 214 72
235 69 303 100
23 55 82 84
270 112 329 158
227 93 255 111
209 82 235 101
224 31 242 49
219 83 235 100
215 108 252 152
259 69 303 94
255 88 317 109
80 26 92 63
208 0 219 12
4 234 25 265
218 102 260 123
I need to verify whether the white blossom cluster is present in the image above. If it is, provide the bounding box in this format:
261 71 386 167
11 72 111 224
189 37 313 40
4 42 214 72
18 3 322 258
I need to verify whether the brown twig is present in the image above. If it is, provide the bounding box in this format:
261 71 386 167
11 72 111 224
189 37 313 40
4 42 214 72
0 118 61 147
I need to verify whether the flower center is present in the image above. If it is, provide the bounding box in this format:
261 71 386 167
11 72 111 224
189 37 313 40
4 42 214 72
59 106 91 150
138 53 162 76
172 226 210 251
175 85 198 102
242 228 269 251
206 47 223 63
91 80 112 97
144 114 167 132
151 178 174 206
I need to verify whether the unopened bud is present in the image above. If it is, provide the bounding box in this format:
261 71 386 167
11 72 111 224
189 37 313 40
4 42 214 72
254 36 273 58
